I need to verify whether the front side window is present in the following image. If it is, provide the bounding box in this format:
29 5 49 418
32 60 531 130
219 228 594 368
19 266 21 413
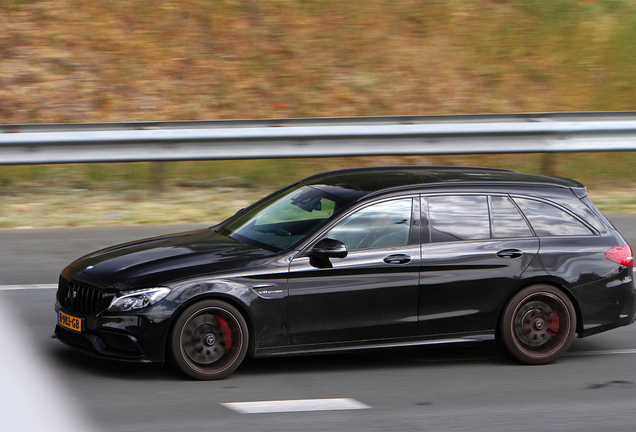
325 199 413 251
513 197 593 236
428 195 490 242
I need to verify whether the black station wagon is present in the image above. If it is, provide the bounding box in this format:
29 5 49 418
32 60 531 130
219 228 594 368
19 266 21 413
54 166 636 379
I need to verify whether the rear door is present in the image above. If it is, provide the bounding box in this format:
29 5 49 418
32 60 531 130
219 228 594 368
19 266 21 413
418 195 540 335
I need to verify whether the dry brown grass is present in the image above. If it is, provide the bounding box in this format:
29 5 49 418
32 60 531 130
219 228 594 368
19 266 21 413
2 1 636 124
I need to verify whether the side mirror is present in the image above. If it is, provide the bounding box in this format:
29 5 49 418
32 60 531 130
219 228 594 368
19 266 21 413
312 238 348 259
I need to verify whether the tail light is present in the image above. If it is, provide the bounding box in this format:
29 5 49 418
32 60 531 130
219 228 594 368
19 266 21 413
605 245 634 267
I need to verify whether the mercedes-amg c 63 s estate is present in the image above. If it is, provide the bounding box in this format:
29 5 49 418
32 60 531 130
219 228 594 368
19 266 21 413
54 166 636 379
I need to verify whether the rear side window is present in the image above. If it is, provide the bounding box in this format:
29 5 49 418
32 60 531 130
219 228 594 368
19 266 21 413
428 196 490 242
513 198 593 236
490 196 533 238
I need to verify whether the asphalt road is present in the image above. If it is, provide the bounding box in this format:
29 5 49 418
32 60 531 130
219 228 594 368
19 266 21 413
2 216 636 431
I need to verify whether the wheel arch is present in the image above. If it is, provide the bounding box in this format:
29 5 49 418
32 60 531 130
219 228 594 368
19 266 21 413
164 292 257 360
493 280 583 337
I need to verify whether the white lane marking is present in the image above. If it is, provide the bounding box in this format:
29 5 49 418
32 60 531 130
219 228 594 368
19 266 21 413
220 398 371 414
0 284 57 291
565 348 636 357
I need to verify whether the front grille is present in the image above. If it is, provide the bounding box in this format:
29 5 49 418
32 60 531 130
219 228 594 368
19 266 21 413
58 276 104 315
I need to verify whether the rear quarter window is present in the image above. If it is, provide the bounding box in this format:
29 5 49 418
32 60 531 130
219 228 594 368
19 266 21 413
581 196 615 230
490 196 533 238
513 197 594 236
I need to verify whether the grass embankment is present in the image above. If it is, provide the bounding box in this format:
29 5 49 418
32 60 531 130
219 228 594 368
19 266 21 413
2 154 636 229
1 1 636 227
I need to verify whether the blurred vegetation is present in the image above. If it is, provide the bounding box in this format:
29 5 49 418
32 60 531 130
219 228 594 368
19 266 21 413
2 0 636 226
4 0 636 122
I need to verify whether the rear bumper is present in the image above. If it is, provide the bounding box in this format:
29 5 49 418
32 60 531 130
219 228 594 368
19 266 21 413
575 269 636 338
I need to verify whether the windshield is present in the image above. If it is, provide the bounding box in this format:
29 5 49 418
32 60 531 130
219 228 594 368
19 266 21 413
219 184 355 251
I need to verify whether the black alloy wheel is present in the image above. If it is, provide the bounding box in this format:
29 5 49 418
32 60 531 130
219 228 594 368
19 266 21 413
169 300 248 380
500 285 576 365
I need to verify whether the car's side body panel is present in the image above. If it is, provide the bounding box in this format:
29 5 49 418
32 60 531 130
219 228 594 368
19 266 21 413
418 238 540 335
288 244 421 344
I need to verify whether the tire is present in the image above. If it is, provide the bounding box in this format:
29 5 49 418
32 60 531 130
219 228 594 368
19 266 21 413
499 285 576 365
169 300 248 380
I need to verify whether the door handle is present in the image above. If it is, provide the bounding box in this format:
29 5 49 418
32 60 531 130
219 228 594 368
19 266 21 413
384 254 411 264
497 249 523 259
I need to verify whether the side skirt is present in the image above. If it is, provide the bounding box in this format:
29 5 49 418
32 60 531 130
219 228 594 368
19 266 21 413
254 331 495 358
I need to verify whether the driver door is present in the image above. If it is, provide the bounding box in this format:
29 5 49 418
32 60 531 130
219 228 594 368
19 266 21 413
288 197 421 345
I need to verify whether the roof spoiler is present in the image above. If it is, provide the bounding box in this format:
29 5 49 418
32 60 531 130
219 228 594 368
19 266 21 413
571 187 589 199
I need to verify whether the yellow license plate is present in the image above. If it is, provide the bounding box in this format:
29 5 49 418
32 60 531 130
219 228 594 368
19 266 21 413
58 310 83 333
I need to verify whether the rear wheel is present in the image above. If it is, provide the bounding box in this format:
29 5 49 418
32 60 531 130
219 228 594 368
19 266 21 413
169 300 248 380
499 285 576 365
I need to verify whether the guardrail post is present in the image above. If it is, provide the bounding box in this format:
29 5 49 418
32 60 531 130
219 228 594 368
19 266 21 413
541 153 556 176
150 162 164 197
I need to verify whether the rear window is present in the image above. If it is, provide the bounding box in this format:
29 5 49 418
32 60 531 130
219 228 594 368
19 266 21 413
513 198 593 237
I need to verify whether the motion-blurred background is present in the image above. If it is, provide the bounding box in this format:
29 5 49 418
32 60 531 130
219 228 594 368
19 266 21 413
2 0 636 228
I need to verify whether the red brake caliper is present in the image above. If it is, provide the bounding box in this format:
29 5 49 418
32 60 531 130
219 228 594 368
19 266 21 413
548 311 560 336
217 316 233 349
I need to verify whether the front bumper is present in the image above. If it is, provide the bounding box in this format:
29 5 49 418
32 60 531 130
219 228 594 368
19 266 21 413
53 324 150 362
53 300 179 363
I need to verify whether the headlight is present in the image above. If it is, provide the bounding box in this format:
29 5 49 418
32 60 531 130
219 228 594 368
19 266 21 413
107 287 171 312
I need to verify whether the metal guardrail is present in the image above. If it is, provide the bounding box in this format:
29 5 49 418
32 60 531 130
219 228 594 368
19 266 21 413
1 112 636 165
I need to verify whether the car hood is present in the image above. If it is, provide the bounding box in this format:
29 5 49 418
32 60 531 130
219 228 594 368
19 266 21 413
65 228 276 290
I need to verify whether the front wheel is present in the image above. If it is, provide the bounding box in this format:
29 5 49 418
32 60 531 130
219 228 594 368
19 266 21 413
169 300 248 380
499 285 576 365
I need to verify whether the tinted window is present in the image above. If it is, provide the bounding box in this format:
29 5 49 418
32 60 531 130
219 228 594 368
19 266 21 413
325 199 412 251
221 185 343 251
581 196 614 230
428 196 490 242
490 196 533 238
513 198 593 236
